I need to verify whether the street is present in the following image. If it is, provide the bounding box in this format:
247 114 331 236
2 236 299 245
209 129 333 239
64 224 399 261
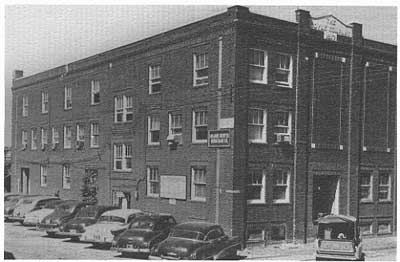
5 221 396 260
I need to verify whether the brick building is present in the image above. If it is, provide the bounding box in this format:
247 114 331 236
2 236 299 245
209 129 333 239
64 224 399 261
11 6 396 243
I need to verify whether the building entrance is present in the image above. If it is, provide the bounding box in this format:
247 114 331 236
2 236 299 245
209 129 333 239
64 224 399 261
20 168 30 194
313 175 340 220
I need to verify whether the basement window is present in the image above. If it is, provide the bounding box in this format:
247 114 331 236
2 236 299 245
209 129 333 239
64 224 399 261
271 224 286 241
377 222 391 234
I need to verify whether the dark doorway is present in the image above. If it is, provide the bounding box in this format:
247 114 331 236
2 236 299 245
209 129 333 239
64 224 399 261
20 168 30 194
313 175 339 221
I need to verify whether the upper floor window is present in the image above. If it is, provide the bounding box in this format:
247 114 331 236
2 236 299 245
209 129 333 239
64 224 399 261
31 128 38 150
90 123 100 148
193 53 208 86
249 49 267 84
62 165 71 189
21 130 28 149
192 110 208 143
273 111 292 144
41 128 48 150
113 144 132 171
64 86 72 109
76 124 85 149
64 126 72 149
91 80 100 104
247 169 266 204
275 54 293 88
22 95 28 117
41 91 48 113
360 172 373 202
147 166 160 197
273 169 290 203
168 113 183 144
114 95 133 122
248 108 267 143
52 127 59 149
191 166 206 202
40 165 47 187
149 65 161 94
378 172 391 201
148 115 160 145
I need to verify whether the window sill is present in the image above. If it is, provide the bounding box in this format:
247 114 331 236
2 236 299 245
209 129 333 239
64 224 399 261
147 143 161 146
149 91 161 95
193 83 209 88
249 80 267 85
247 200 266 205
64 108 72 111
360 199 373 204
248 141 267 144
145 194 160 199
113 169 133 173
192 140 207 144
273 200 290 204
113 121 133 124
378 200 392 203
41 112 48 114
90 103 100 106
275 82 293 89
190 198 206 203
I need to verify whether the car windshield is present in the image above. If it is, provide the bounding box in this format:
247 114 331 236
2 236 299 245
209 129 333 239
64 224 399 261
76 208 97 218
171 229 205 240
22 199 33 204
129 218 155 230
318 223 355 240
99 216 125 223
55 203 76 213
44 201 63 209
5 195 20 201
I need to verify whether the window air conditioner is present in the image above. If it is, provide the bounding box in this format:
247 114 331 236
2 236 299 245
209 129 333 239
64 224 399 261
76 141 84 150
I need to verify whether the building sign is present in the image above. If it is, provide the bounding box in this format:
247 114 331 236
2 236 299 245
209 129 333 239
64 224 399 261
160 175 186 200
219 117 234 129
311 15 352 41
208 130 231 148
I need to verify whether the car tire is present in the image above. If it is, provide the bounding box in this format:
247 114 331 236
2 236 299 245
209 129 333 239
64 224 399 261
71 236 80 242
47 232 56 237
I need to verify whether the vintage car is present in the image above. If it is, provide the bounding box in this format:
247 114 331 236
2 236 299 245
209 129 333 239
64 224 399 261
149 222 241 260
37 200 89 235
113 214 176 257
56 205 118 240
315 214 364 261
23 199 65 226
4 194 26 221
8 195 60 223
81 209 143 246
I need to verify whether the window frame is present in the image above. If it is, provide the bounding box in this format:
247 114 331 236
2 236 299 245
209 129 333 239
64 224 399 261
248 108 267 144
41 128 48 149
22 95 29 117
63 125 72 149
148 115 161 145
168 113 183 144
193 53 209 87
91 80 101 105
191 166 207 202
62 165 71 189
31 128 38 150
52 127 59 147
41 91 48 113
21 130 28 148
378 172 391 201
90 123 100 148
147 166 160 198
360 172 373 202
76 124 85 143
192 110 208 144
40 165 47 187
113 144 132 171
114 95 133 123
275 53 293 88
249 49 268 84
272 169 291 204
149 65 161 94
64 86 72 110
273 111 292 144
247 169 266 204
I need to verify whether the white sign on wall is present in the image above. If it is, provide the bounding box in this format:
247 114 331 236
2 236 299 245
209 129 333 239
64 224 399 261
311 15 352 40
160 175 186 200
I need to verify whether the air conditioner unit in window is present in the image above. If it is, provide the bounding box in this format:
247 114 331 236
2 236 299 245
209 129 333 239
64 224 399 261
166 134 181 149
76 141 84 150
275 134 291 144
51 143 58 150
41 144 46 151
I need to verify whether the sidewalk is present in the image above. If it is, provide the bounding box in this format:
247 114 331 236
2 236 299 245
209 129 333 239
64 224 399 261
238 236 396 260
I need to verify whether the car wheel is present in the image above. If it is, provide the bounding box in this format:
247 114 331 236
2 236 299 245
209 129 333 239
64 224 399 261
71 236 80 242
47 232 56 237
121 252 129 257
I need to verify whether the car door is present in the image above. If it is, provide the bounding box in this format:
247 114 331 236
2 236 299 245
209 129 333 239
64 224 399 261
204 228 224 258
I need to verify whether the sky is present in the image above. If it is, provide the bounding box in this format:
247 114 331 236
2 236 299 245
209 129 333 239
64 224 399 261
3 4 397 147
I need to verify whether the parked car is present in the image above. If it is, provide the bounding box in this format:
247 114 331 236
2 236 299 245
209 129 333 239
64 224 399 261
56 205 118 241
8 195 60 223
38 200 91 236
4 194 26 221
113 214 176 257
81 209 143 246
315 214 364 261
149 222 241 260
23 199 65 226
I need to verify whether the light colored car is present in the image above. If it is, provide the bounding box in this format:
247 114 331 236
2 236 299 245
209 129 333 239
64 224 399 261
81 209 143 246
23 199 65 226
9 195 60 223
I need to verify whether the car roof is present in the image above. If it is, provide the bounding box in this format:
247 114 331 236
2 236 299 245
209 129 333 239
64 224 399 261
25 195 59 202
175 222 218 234
82 205 118 212
100 209 142 218
318 214 357 224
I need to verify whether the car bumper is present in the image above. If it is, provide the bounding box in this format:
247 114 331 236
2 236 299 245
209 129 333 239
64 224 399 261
7 216 24 222
23 220 39 226
148 255 163 260
37 224 59 231
81 235 113 244
316 252 360 261
56 231 83 238
117 247 151 254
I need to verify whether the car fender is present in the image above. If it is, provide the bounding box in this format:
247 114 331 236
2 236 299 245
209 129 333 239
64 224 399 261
213 240 241 260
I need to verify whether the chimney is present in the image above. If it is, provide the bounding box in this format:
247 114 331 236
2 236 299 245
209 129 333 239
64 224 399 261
227 5 250 20
295 9 312 32
13 70 24 80
350 22 363 46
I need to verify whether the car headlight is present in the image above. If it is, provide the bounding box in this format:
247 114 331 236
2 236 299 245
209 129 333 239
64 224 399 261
189 252 197 260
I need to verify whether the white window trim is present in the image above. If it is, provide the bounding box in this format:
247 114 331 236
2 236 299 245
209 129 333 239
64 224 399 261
378 173 391 201
148 115 161 145
63 126 72 149
113 144 132 171
91 80 100 105
192 110 208 144
274 111 292 144
378 222 392 234
52 127 59 146
64 86 72 110
41 128 48 148
193 53 209 87
40 165 47 187
275 53 293 88
41 91 48 114
249 49 268 84
62 165 71 189
76 124 85 142
248 108 267 144
90 123 100 148
31 129 38 150
247 170 266 204
168 113 183 144
149 65 161 94
147 166 160 198
114 95 133 123
191 167 206 202
360 173 373 202
21 130 28 148
273 170 291 204
22 95 28 117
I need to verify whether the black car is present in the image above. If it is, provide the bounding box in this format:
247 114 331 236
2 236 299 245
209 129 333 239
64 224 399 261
37 200 90 236
56 205 118 241
113 214 176 257
149 222 241 260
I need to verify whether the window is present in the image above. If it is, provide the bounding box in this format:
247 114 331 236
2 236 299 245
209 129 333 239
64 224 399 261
52 127 59 148
41 128 48 149
378 172 391 201
149 65 161 94
62 165 71 189
360 223 373 235
191 167 206 202
64 86 72 109
377 222 391 234
360 172 372 201
31 128 38 150
64 126 72 149
22 95 28 117
273 112 292 143
90 123 99 148
193 53 208 86
147 166 160 197
247 228 266 242
248 108 267 143
272 169 290 203
41 91 48 113
192 110 208 143
168 113 183 144
91 80 100 104
275 54 293 87
40 165 47 187
76 124 85 142
114 95 133 122
271 224 286 240
113 144 132 171
249 49 267 83
21 130 28 149
148 115 160 145
247 170 266 204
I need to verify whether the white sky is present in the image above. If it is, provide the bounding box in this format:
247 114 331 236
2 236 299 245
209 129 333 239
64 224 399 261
3 4 398 146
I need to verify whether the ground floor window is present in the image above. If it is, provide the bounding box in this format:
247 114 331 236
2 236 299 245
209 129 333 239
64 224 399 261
40 165 47 187
271 224 286 241
247 228 266 242
112 191 131 209
247 169 265 204
377 222 391 234
360 223 373 235
147 166 160 197
272 169 290 203
191 166 206 202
